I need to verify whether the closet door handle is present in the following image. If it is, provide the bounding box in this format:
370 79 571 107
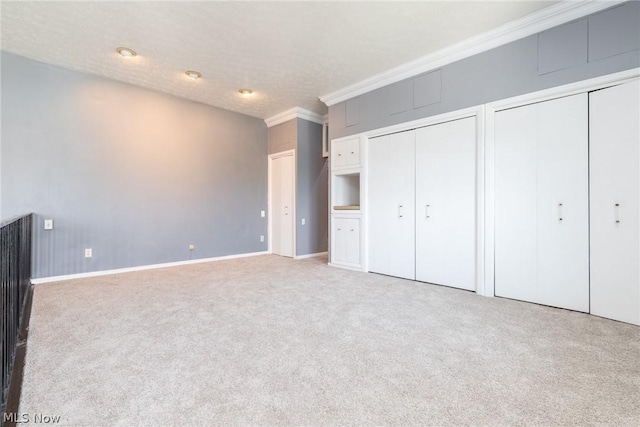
398 204 403 218
558 203 563 222
284 206 288 216
425 204 430 219
615 203 620 224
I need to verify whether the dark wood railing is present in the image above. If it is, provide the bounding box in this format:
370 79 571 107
1 214 33 419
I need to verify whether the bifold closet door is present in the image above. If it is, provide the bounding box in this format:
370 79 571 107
415 117 476 290
368 130 415 279
494 94 589 311
590 80 640 325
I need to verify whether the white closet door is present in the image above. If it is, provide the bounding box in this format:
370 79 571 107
415 117 476 290
368 130 415 279
271 154 294 257
495 94 589 311
495 104 538 303
536 94 589 312
590 80 640 325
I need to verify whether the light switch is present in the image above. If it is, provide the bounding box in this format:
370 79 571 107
301 218 306 225
44 219 53 230
261 210 265 218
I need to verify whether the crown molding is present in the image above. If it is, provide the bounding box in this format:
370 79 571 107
319 0 622 106
264 107 325 127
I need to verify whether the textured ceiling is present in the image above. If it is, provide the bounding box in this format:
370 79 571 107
1 1 557 119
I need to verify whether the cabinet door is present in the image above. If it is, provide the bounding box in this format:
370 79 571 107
368 130 415 279
590 80 640 325
332 217 360 266
332 138 360 169
331 140 347 168
415 117 476 290
347 138 361 166
494 94 589 311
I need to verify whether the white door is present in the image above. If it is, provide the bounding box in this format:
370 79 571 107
590 80 640 325
271 154 294 257
415 117 476 290
495 94 589 311
368 130 415 279
494 103 538 303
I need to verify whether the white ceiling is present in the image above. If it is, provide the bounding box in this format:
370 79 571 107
1 1 557 120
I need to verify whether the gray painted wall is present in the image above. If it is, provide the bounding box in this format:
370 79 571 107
296 118 328 256
267 119 297 155
329 1 640 140
267 117 328 256
1 52 268 278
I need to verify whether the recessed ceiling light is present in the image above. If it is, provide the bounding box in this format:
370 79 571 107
239 89 253 97
185 71 202 80
116 47 137 58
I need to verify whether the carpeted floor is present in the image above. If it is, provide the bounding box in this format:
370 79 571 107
19 255 640 426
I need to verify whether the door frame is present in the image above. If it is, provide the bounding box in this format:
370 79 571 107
484 68 640 298
268 149 296 257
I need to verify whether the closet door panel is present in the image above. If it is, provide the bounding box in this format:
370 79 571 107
494 94 589 311
415 117 476 290
590 80 640 325
536 94 589 312
494 104 538 302
368 131 415 279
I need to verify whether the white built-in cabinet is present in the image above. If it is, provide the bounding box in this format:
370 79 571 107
330 137 363 270
494 94 590 312
589 81 640 325
368 117 477 289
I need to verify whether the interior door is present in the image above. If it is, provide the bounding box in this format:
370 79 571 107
494 94 589 312
590 80 640 325
368 130 415 279
535 94 589 312
271 154 294 257
415 117 476 290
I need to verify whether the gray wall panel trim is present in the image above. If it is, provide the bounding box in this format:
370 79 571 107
388 79 413 115
537 19 588 75
329 2 640 140
588 2 640 62
295 118 328 256
1 52 268 278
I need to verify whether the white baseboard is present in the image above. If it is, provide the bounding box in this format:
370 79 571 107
31 251 270 284
294 251 328 260
327 262 365 272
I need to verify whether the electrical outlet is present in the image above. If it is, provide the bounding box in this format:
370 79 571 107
84 248 92 258
189 244 195 251
301 218 306 225
261 210 265 218
44 219 53 230
260 235 264 242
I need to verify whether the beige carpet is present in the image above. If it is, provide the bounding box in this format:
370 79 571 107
19 255 640 426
